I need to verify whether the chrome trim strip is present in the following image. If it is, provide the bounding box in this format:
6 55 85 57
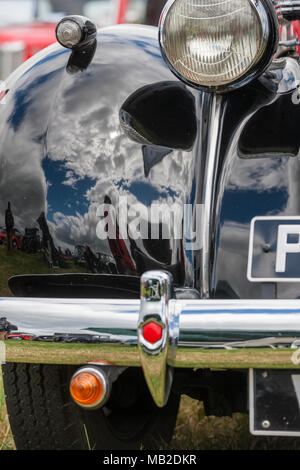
200 94 224 298
264 57 300 94
277 1 300 5
275 0 300 15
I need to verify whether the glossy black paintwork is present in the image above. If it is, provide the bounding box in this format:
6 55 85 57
239 92 300 158
213 82 300 300
0 25 197 295
1 24 300 299
9 273 141 298
120 81 197 149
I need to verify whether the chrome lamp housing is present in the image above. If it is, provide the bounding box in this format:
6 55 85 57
159 0 279 92
56 15 97 50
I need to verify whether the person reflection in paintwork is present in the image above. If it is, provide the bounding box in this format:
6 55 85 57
37 212 66 269
5 202 14 253
84 245 99 273
104 195 136 275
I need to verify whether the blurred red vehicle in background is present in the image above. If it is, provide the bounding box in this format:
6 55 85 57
7 333 35 340
0 0 165 80
0 227 22 249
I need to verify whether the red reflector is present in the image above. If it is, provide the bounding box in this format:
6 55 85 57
143 322 162 344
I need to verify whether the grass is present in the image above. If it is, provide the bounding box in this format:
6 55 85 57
1 379 300 451
171 396 300 450
0 245 82 297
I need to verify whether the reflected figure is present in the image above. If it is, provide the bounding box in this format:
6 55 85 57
0 317 17 340
5 202 14 253
21 228 40 254
74 245 109 274
97 252 117 274
74 245 86 268
84 245 99 273
104 196 136 275
37 212 66 269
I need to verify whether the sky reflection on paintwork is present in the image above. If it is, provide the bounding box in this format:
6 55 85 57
0 25 196 283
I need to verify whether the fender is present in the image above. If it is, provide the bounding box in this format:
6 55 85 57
0 25 197 295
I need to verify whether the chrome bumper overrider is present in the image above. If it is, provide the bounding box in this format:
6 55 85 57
2 271 300 406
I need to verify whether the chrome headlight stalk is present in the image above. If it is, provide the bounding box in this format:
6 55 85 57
159 0 279 93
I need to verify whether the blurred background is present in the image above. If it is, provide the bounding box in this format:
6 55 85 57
0 0 167 80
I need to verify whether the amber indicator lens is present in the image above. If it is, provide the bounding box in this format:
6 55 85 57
70 371 104 407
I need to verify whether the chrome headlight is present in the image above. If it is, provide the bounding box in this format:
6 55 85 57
159 0 278 91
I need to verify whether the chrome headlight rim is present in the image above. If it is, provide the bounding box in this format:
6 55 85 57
159 0 279 93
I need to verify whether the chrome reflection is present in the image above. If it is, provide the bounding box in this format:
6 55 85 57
138 270 176 408
4 270 300 405
261 57 300 94
4 294 300 349
2 296 300 350
1 297 140 342
200 94 226 299
178 299 300 346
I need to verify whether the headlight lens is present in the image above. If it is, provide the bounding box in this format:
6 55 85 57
160 0 277 90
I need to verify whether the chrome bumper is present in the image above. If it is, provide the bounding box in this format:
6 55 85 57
2 271 300 406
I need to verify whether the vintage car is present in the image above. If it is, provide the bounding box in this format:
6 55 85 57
2 0 300 451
